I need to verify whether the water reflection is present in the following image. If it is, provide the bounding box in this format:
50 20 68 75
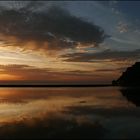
0 87 139 139
120 88 140 106
0 113 106 139
0 87 134 123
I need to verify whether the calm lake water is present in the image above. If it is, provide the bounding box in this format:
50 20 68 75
0 87 140 139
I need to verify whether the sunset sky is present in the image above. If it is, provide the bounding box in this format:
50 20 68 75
0 1 139 84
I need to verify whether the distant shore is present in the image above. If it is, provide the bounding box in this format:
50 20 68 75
0 84 112 88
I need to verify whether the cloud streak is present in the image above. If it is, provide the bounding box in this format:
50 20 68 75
0 64 116 84
62 49 140 62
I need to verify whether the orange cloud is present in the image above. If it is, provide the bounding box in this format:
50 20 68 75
0 64 120 84
0 74 20 81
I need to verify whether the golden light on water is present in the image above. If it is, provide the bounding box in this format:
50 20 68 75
0 87 134 124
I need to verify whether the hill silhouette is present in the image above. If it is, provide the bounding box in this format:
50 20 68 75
120 88 140 106
112 62 140 86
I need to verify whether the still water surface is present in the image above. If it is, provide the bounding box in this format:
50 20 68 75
0 87 139 139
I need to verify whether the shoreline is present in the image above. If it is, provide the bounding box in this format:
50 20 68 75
0 84 113 88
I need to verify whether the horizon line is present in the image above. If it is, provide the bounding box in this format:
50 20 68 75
0 84 113 88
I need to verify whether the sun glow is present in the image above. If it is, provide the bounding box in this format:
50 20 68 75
0 74 20 81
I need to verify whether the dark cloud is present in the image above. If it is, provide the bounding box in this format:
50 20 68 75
0 2 106 51
62 49 140 62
